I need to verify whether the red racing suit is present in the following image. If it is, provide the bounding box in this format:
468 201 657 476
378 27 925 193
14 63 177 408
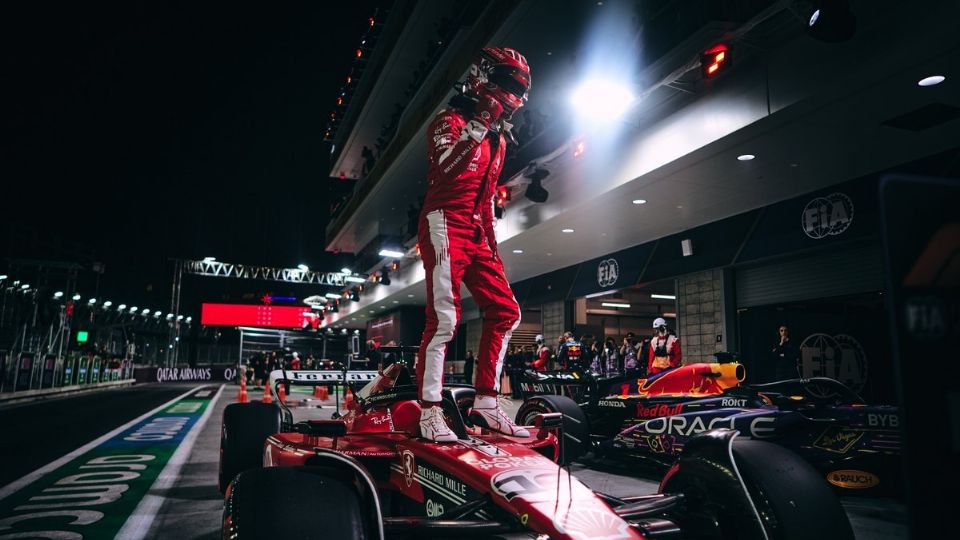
647 334 682 375
416 106 520 404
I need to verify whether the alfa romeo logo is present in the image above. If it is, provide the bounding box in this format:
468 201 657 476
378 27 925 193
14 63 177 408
597 259 619 288
801 192 854 239
799 333 868 395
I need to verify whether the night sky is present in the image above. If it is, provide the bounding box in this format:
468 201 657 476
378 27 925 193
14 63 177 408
1 2 379 308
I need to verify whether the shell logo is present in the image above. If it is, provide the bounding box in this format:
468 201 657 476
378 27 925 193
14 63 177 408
827 470 879 489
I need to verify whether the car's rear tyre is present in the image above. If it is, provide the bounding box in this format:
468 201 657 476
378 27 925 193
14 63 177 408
219 402 281 493
662 438 854 540
223 466 373 539
515 394 588 464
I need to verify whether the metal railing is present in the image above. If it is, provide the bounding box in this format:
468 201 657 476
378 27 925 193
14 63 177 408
0 351 134 394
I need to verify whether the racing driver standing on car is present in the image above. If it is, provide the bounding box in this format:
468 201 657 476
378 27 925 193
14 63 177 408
416 47 531 442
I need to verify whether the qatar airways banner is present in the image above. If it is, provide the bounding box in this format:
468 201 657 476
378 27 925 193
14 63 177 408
134 366 239 383
200 303 317 328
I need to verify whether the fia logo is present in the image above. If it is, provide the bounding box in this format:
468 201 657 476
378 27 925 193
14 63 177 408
597 258 620 288
799 333 867 394
802 192 854 239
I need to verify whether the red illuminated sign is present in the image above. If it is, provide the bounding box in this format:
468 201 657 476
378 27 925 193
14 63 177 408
201 303 316 328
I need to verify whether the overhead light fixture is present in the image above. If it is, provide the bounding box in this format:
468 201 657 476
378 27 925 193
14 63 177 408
570 79 635 122
130 306 138 312
185 316 192 323
512 249 524 254
681 239 694 257
562 228 575 233
54 291 64 298
142 308 151 314
632 199 647 205
325 293 342 299
585 290 618 299
177 315 184 320
88 298 97 304
0 275 6 280
651 294 676 300
153 310 162 317
345 276 366 283
166 313 174 320
21 284 31 290
806 1 856 42
662 312 677 318
304 295 325 306
379 249 405 258
524 168 550 203
407 294 414 298
117 304 126 310
341 267 353 275
602 302 631 308
73 294 82 301
737 154 755 161
918 75 945 87
297 264 309 271
203 256 216 262
103 301 113 308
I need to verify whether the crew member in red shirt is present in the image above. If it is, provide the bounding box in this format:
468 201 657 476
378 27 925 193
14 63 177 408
648 318 682 375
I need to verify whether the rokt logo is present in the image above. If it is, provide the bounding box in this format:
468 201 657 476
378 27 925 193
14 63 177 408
802 192 854 239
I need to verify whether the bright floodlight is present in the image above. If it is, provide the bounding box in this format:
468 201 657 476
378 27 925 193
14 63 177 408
203 256 216 262
88 298 97 304
141 308 150 314
73 294 82 301
379 249 405 258
54 291 64 298
570 79 635 122
341 267 353 275
345 276 366 283
297 264 309 271
324 293 342 299
118 304 127 310
103 301 113 308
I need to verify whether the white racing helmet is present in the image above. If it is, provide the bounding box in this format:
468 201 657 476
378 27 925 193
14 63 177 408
653 317 667 329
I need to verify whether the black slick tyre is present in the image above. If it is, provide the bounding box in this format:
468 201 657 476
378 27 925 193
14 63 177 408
218 402 281 493
515 394 588 464
223 466 372 539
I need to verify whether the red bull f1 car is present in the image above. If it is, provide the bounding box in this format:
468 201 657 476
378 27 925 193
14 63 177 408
218 364 855 539
515 360 902 495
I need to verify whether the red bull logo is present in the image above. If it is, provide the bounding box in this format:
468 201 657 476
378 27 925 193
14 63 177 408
636 403 684 418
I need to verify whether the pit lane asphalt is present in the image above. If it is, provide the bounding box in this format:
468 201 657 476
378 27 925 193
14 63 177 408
0 383 194 488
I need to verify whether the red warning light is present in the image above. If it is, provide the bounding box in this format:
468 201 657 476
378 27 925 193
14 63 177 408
701 44 730 78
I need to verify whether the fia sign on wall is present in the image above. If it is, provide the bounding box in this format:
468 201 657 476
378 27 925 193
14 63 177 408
597 258 620 288
799 333 868 395
802 192 854 239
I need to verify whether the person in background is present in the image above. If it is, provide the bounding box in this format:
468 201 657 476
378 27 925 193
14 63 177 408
463 349 476 386
621 334 639 372
771 325 799 381
603 337 620 375
382 340 397 369
648 317 682 375
533 335 549 371
290 352 301 370
366 340 382 371
556 331 584 371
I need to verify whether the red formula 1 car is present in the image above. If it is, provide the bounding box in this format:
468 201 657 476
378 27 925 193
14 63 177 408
218 364 854 539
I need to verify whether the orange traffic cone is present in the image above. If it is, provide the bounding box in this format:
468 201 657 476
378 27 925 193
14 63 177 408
277 383 287 403
319 386 329 400
313 386 324 399
237 379 249 403
262 384 273 404
343 386 353 408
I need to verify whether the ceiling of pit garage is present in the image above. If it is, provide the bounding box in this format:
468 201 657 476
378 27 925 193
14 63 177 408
324 0 960 329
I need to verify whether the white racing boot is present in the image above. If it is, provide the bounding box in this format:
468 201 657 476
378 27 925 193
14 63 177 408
469 395 530 437
419 405 458 443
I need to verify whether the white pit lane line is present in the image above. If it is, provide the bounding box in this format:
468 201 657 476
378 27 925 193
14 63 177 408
115 384 225 540
0 385 206 502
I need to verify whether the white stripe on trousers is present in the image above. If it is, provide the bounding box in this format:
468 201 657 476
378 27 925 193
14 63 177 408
492 296 521 392
422 210 455 403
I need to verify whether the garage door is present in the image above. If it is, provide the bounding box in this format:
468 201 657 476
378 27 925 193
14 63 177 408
735 241 884 308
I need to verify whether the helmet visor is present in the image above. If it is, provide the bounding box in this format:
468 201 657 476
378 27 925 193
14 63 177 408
487 65 530 101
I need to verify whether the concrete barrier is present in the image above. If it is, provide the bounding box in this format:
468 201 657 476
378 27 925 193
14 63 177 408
0 379 136 407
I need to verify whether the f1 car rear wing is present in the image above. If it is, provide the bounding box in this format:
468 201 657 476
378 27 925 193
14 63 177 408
267 369 379 388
